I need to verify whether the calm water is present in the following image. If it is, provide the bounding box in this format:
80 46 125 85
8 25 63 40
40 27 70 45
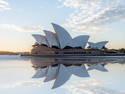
0 55 125 94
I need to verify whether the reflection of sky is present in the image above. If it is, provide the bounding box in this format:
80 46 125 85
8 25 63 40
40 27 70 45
88 63 125 90
0 55 125 94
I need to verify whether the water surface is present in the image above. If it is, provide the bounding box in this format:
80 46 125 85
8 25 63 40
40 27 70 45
0 55 125 94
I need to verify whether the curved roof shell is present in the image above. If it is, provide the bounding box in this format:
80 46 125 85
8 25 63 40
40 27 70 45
52 23 89 49
88 41 108 49
52 23 72 49
32 34 48 46
43 30 59 47
67 35 89 48
32 23 108 50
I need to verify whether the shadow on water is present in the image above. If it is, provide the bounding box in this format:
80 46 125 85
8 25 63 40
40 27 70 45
28 56 125 89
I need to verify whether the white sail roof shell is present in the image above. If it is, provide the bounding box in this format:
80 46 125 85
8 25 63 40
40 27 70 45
43 30 59 47
32 34 48 45
52 23 89 49
67 35 89 48
52 23 72 49
88 41 108 49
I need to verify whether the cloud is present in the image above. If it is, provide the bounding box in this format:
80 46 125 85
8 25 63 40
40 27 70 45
0 80 45 88
0 24 44 32
0 0 11 11
63 79 125 94
58 0 125 33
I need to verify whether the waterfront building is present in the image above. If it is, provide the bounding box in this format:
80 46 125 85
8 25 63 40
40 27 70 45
31 23 108 56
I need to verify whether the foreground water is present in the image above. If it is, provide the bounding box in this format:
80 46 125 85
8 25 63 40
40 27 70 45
0 55 125 94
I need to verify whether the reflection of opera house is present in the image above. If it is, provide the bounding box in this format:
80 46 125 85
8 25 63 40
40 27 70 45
31 23 108 56
30 57 108 89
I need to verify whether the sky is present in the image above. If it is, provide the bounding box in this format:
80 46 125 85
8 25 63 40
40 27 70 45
0 0 125 52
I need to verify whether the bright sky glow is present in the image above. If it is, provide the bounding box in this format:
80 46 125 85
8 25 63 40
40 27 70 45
0 0 125 52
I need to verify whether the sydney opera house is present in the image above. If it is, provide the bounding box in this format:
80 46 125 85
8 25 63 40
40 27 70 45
31 23 108 56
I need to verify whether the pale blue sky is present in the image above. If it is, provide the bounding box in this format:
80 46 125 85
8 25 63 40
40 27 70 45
0 0 125 52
